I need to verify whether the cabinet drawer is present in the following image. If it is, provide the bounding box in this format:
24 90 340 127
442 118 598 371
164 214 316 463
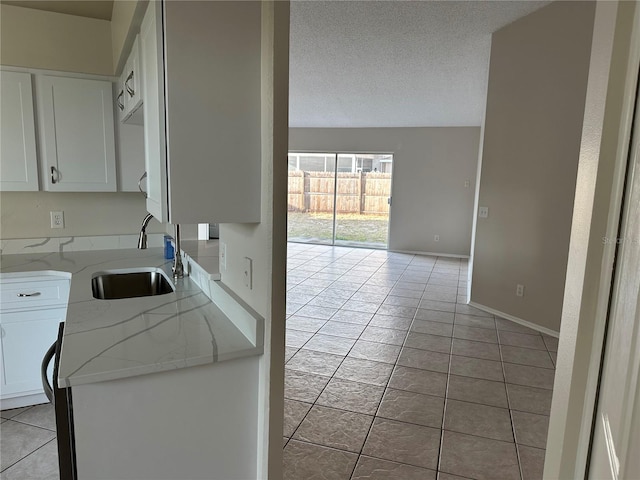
0 280 70 312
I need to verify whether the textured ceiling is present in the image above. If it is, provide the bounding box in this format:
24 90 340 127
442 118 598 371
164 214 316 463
1 0 113 20
290 1 550 128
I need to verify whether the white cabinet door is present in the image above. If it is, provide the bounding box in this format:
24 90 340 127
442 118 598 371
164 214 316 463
0 71 39 191
114 84 146 192
139 1 261 224
115 121 146 192
38 75 117 192
115 71 127 123
0 309 65 398
123 35 143 124
0 273 69 407
141 1 168 222
162 1 262 224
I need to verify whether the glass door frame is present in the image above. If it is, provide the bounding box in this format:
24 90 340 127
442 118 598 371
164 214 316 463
287 150 394 249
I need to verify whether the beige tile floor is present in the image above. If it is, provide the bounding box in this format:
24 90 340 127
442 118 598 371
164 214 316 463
0 243 557 480
0 403 59 479
284 243 557 480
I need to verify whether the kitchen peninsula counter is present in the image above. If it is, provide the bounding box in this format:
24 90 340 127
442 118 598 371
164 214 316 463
0 248 263 388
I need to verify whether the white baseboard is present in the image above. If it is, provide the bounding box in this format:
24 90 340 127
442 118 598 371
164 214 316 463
1 392 49 410
468 301 560 338
390 249 470 259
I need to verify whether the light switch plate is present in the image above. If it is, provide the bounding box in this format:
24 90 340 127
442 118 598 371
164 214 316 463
479 206 489 218
220 242 227 270
243 257 253 290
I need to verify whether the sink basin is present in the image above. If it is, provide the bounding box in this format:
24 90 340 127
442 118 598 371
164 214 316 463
91 269 174 300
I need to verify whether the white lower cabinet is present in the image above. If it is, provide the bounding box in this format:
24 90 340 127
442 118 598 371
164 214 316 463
0 310 65 397
37 75 117 192
73 357 260 479
0 273 70 409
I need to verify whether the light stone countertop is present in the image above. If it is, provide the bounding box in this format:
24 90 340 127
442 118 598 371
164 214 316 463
180 239 220 279
0 247 263 388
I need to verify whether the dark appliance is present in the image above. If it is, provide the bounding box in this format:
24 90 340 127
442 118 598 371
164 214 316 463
41 323 77 479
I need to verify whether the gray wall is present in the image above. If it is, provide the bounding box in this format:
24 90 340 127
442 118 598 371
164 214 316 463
289 127 481 256
0 192 166 239
470 1 596 333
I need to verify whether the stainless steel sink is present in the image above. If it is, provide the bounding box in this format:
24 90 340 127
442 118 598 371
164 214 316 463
91 269 174 300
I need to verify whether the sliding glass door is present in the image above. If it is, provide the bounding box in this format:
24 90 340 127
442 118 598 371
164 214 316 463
287 152 393 248
287 153 336 244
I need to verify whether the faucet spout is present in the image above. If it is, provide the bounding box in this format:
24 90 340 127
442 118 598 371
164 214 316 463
172 224 185 279
138 213 155 249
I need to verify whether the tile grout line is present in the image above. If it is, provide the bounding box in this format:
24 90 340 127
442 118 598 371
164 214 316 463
286 251 416 458
347 253 432 479
286 250 445 477
302 251 413 478
285 248 361 444
286 247 551 478
497 326 526 480
436 265 464 477
0 404 35 421
0 425 57 473
7 416 57 433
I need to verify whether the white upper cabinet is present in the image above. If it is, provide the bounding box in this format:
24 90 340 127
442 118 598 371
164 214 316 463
0 71 39 191
122 35 143 124
115 71 126 123
140 2 168 222
140 0 262 225
37 75 117 192
113 86 145 192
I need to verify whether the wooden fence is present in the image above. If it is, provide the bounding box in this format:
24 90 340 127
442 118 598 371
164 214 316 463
288 171 391 214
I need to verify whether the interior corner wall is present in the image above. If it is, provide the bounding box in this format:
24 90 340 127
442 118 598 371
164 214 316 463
289 127 481 256
470 1 596 333
0 4 113 75
218 1 289 478
111 0 148 75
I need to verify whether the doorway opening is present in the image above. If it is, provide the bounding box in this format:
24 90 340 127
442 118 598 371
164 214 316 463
287 152 393 248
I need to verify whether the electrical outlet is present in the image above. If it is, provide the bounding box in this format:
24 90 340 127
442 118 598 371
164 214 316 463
50 211 64 229
220 242 227 270
516 284 525 297
434 235 440 242
464 180 470 188
479 206 489 218
243 257 253 289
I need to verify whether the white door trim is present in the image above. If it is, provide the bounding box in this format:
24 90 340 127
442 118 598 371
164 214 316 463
544 2 640 478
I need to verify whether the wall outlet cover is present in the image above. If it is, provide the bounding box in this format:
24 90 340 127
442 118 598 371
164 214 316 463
479 206 489 218
50 211 64 229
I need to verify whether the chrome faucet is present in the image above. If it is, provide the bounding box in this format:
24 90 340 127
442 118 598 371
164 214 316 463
138 213 155 249
172 224 185 279
138 214 185 279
